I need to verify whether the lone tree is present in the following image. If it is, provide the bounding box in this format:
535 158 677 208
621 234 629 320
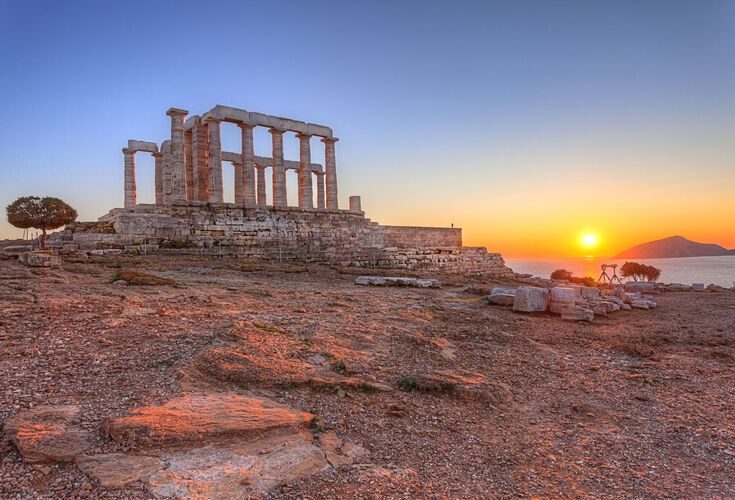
6 196 77 250
620 261 662 282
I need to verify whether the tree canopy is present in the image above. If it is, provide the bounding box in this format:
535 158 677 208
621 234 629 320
620 261 662 282
6 196 77 249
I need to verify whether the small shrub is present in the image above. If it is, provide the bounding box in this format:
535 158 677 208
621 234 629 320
398 376 418 391
331 360 347 374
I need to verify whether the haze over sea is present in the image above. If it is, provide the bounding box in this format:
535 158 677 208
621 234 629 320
506 256 735 288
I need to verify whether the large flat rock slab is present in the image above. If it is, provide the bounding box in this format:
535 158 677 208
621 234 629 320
3 405 91 464
106 392 314 447
76 453 165 489
147 432 329 498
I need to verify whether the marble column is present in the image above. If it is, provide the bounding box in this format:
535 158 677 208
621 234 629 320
233 162 243 204
269 128 287 207
256 165 267 206
184 129 194 200
166 108 188 202
123 148 136 209
322 137 339 210
296 133 313 209
152 152 163 205
207 117 224 203
160 141 173 204
192 120 209 201
239 124 256 207
315 171 325 209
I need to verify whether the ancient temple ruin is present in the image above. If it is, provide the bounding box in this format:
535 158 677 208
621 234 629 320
59 104 513 276
122 105 343 211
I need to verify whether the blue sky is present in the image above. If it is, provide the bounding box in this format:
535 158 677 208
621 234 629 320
1 1 733 256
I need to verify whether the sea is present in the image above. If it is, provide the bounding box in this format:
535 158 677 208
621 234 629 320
505 255 735 288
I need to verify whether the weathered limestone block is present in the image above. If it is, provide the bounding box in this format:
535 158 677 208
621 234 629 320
355 276 440 288
513 286 549 312
580 286 600 300
561 306 594 322
488 287 516 305
21 252 61 267
549 287 575 314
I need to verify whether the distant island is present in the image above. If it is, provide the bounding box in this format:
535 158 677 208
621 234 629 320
614 235 735 259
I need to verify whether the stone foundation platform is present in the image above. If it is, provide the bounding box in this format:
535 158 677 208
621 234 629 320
53 203 513 276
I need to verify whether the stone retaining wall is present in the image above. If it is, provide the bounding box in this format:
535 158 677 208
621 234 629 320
381 225 461 248
54 204 513 276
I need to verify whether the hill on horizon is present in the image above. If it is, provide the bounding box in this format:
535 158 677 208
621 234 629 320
614 236 735 259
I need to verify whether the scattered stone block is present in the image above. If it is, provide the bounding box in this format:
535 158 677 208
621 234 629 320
355 276 440 288
549 287 575 314
561 306 594 322
513 286 549 312
20 252 61 267
488 287 516 305
580 286 600 300
2 245 33 256
692 283 704 292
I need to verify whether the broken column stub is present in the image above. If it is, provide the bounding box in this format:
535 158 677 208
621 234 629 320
513 286 549 312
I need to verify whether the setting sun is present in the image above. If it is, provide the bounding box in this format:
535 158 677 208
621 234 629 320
581 233 599 249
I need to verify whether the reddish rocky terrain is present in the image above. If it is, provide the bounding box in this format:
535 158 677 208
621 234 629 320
1 254 734 498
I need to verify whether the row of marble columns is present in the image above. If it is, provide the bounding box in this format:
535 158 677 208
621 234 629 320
123 109 339 210
205 118 338 210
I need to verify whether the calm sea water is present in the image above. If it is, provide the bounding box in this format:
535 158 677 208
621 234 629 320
506 255 735 288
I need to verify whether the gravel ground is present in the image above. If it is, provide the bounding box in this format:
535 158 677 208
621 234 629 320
1 254 734 498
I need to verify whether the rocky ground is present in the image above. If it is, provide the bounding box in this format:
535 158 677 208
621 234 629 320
1 254 734 499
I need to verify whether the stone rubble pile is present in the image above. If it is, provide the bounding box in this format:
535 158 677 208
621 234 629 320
355 276 440 288
487 284 659 322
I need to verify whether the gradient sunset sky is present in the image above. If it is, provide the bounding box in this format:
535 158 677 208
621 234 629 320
1 0 733 258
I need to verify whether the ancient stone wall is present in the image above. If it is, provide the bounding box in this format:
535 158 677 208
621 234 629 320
380 225 461 248
56 204 512 276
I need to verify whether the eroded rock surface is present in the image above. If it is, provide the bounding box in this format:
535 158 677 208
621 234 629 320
3 405 91 464
76 453 164 489
107 392 314 447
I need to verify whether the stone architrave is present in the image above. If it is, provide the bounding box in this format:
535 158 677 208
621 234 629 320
322 137 338 210
296 133 313 209
207 117 224 203
166 108 188 202
315 172 325 209
269 129 287 207
123 148 136 209
152 152 163 204
239 124 256 207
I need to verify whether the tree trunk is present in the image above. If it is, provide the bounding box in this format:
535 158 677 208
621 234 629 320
40 229 46 250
